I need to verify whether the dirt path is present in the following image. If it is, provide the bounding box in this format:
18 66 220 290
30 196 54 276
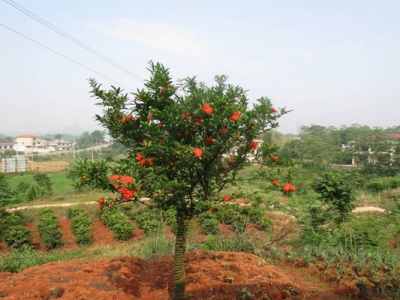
8 201 388 214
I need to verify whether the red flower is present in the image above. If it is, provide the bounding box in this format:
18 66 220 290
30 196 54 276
209 207 215 213
230 110 241 121
147 115 153 121
136 154 144 161
153 193 159 198
273 156 279 162
270 107 278 113
122 116 127 123
136 97 142 101
205 137 214 144
221 127 227 134
139 158 146 166
223 195 231 202
158 123 163 128
120 187 135 200
193 148 203 157
159 139 164 146
249 141 259 151
110 175 120 182
160 87 166 93
127 114 133 120
193 117 203 126
283 183 296 193
119 176 133 185
271 180 280 187
147 158 154 165
275 293 283 299
98 198 105 204
201 103 213 114
183 112 190 121
228 159 233 165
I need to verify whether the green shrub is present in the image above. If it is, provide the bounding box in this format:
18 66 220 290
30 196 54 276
112 222 134 240
366 178 389 193
131 209 164 236
254 216 273 231
37 209 63 250
100 208 134 241
198 211 220 235
70 212 93 245
0 212 23 241
3 225 33 249
66 207 84 219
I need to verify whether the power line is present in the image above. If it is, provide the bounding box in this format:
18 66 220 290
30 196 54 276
4 0 145 83
0 22 135 91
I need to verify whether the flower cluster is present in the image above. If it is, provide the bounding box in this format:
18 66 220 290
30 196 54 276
283 183 295 193
201 103 213 114
109 174 139 201
230 110 241 121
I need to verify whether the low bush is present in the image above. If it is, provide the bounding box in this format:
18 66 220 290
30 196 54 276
66 207 84 219
69 210 93 246
126 208 164 236
3 225 33 249
100 208 134 241
198 212 220 235
37 208 63 250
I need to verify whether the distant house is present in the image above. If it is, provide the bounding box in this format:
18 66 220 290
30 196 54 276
0 139 14 153
47 140 73 151
351 133 400 165
14 134 47 153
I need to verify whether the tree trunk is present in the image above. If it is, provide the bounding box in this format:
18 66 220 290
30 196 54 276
172 214 190 300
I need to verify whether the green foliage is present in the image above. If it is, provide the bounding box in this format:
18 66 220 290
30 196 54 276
130 209 164 236
100 208 134 240
66 206 85 219
3 225 33 249
365 176 400 193
197 212 220 235
37 208 63 250
0 173 15 207
313 172 356 224
70 210 94 245
0 246 86 273
33 173 53 199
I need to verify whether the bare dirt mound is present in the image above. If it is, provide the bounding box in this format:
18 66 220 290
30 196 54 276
0 250 359 299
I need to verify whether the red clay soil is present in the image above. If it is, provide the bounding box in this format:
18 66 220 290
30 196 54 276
91 218 116 245
0 249 365 300
24 223 43 251
58 218 79 252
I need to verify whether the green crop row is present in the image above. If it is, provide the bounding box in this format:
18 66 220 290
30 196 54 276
0 211 33 249
66 207 93 245
100 208 134 240
37 208 63 250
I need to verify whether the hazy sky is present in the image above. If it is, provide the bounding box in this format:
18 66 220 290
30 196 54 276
1 0 399 135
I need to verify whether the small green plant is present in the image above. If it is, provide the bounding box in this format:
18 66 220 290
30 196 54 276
240 286 254 299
